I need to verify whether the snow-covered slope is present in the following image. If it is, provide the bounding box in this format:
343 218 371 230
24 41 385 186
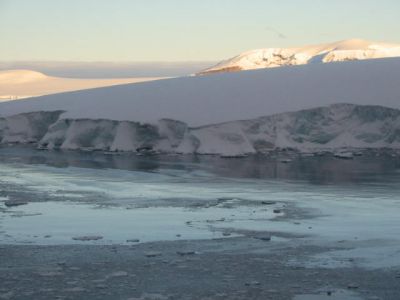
0 58 400 126
1 104 399 155
199 39 400 74
0 69 165 100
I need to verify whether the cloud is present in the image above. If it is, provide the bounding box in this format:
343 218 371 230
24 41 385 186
265 27 287 39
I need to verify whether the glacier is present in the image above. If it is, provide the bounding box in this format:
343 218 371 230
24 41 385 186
1 58 400 126
1 104 399 156
1 56 399 156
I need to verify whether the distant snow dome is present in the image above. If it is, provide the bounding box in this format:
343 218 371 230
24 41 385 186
0 70 48 84
198 39 400 75
0 69 165 100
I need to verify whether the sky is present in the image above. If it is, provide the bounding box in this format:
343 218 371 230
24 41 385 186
1 0 400 62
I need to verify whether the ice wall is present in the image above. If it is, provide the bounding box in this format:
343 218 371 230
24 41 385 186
1 104 400 156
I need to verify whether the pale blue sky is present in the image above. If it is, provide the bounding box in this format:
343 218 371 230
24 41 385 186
1 0 399 62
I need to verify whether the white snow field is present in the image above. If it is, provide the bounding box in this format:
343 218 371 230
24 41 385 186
199 39 400 74
0 69 165 100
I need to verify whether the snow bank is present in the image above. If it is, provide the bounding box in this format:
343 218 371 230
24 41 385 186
1 57 400 126
1 104 399 155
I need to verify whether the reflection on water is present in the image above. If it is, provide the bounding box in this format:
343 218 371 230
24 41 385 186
0 145 399 185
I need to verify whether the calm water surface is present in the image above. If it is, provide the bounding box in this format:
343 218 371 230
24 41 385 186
0 146 399 250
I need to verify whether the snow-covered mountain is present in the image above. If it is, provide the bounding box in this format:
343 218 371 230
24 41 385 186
199 39 400 75
1 104 399 155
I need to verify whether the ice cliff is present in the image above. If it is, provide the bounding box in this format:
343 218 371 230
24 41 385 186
1 104 399 156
